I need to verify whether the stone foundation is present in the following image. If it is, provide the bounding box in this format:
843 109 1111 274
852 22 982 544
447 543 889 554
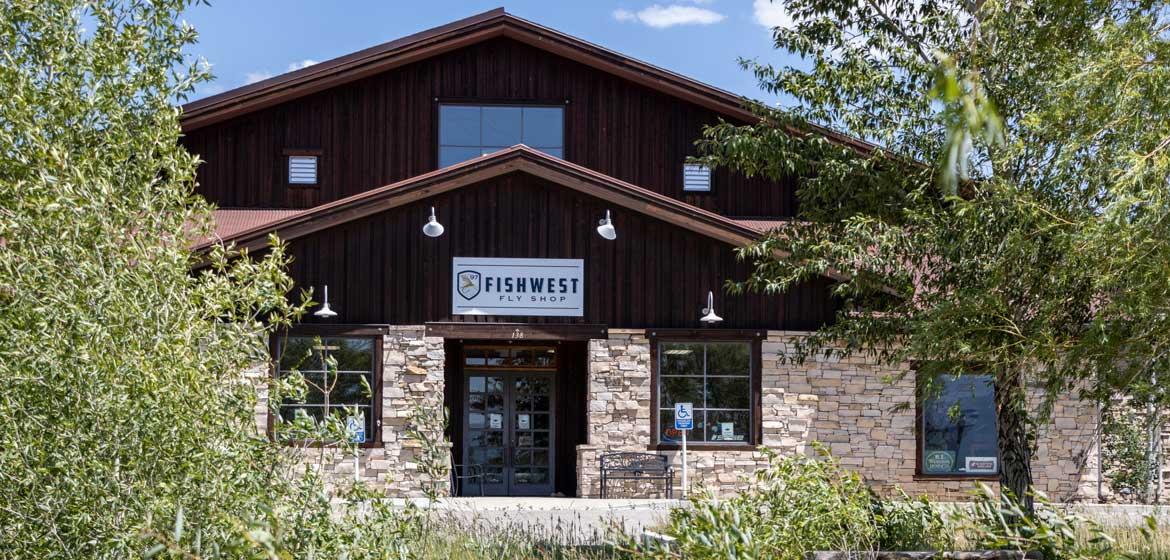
257 326 1115 501
578 329 1105 501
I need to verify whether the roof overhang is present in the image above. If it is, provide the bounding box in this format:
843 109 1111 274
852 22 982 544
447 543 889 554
193 145 767 255
178 9 880 155
180 9 758 131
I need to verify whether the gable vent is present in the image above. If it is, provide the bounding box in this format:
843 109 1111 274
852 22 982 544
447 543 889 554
288 155 318 185
683 163 711 192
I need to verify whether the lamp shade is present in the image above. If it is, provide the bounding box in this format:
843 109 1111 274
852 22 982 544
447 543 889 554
596 210 617 240
422 206 445 237
700 291 723 324
314 285 338 319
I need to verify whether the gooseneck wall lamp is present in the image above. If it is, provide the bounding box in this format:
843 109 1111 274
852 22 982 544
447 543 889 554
422 206 445 238
596 210 617 240
314 285 338 319
700 290 723 325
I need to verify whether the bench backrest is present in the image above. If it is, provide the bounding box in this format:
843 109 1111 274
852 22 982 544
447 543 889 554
599 452 668 472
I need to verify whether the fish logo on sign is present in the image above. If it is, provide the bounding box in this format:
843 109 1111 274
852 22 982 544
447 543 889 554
457 270 481 300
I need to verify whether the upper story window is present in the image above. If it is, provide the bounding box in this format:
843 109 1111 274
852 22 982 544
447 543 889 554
656 341 754 445
918 373 998 476
438 104 564 167
275 335 380 445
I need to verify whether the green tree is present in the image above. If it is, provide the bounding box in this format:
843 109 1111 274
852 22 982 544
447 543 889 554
698 1 1170 511
0 0 310 556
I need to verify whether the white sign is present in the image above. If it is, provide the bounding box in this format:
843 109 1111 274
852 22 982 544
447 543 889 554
720 422 734 439
489 413 502 430
518 414 530 430
965 456 998 474
453 257 584 317
674 402 694 430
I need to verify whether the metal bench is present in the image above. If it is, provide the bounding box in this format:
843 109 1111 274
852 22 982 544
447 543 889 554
450 463 485 497
599 452 674 499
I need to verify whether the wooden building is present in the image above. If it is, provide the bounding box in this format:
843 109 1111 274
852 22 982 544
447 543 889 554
187 9 1103 500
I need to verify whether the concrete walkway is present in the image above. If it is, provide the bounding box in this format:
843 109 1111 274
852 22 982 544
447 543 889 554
389 497 686 544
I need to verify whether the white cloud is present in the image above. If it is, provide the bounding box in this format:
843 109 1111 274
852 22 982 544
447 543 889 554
752 0 793 29
243 71 273 85
241 59 318 87
612 8 637 22
612 4 726 28
287 59 318 71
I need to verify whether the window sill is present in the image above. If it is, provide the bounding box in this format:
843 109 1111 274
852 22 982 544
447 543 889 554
913 473 1000 481
649 443 757 452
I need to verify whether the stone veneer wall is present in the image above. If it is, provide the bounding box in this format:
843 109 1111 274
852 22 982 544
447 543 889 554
578 329 1105 501
254 326 449 498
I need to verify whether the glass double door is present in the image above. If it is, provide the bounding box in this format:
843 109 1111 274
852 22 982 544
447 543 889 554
463 372 555 496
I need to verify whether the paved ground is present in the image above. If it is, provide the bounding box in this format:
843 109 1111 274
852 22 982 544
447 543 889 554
389 497 685 545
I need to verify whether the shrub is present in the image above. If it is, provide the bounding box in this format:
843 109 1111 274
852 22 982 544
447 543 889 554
1101 401 1157 502
871 491 953 551
960 483 1125 560
650 445 879 559
0 0 323 556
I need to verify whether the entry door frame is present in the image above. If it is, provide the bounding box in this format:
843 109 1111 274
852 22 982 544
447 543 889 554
460 345 558 497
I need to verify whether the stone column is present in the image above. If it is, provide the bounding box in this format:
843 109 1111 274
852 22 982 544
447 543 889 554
578 329 653 497
257 326 449 497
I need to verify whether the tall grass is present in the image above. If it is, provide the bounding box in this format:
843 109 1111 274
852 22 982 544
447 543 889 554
1091 525 1170 560
351 514 1170 560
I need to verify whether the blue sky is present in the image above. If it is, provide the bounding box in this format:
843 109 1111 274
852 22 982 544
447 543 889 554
183 1 801 104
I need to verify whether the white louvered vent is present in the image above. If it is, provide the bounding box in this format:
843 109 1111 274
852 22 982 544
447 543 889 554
288 155 318 185
683 163 711 192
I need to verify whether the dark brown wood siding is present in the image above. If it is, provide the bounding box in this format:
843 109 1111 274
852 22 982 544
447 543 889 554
183 37 799 217
282 172 834 329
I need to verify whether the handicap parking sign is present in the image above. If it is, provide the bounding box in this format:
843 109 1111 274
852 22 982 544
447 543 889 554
346 414 366 444
674 402 693 430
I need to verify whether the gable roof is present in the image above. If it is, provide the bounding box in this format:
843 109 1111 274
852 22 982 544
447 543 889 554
178 9 878 154
193 145 768 253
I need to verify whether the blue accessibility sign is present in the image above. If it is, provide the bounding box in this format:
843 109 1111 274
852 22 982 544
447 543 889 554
346 414 366 444
674 402 693 430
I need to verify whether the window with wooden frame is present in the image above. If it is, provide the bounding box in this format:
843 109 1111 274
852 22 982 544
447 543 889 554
916 372 999 477
272 333 382 447
650 333 762 449
437 104 564 167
